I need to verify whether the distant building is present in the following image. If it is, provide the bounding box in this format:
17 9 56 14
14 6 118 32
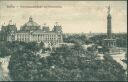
0 17 63 46
103 6 116 48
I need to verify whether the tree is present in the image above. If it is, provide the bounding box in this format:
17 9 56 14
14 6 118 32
39 41 45 49
63 34 88 45
89 34 107 46
24 42 40 52
0 41 13 57
8 50 41 80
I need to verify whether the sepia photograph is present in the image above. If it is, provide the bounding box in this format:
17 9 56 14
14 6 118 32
0 0 127 81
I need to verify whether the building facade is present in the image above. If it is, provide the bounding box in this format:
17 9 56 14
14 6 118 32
0 17 63 46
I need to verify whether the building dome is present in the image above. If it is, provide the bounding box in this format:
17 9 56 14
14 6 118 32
20 16 40 31
52 22 62 33
42 23 50 32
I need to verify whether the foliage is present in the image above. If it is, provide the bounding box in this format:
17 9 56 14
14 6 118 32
0 41 45 57
89 33 127 48
8 43 127 81
115 33 127 48
63 34 90 45
8 50 41 81
89 34 107 46
8 41 45 80
0 41 13 57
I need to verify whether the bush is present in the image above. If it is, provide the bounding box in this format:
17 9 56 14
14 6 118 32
0 41 13 57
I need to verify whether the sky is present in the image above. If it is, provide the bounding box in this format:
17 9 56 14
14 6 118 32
0 1 127 33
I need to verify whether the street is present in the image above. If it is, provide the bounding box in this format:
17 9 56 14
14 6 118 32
111 52 127 70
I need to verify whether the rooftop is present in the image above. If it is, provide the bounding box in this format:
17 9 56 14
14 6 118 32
22 17 40 27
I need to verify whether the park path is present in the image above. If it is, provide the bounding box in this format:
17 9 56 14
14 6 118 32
111 52 127 70
0 64 3 81
110 52 127 75
0 56 11 81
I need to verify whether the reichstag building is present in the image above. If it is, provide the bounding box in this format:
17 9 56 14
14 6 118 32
0 17 63 46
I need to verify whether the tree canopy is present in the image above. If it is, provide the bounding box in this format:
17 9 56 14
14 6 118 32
8 42 127 81
63 34 90 45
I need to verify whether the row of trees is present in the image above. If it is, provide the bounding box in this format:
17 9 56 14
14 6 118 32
63 34 90 45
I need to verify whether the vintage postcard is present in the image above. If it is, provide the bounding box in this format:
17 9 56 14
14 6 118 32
0 0 127 81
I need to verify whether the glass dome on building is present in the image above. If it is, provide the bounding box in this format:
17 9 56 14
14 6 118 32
20 16 40 31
